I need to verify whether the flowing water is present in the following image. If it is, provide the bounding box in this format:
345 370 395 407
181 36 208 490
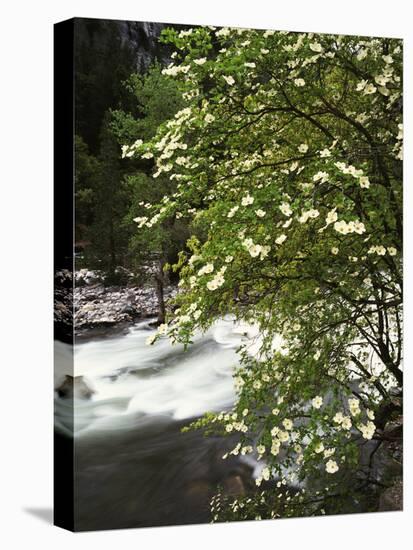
54 318 262 530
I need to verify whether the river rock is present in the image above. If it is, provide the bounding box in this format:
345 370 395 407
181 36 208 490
73 269 178 334
56 375 95 399
185 480 213 502
379 479 403 511
222 474 245 497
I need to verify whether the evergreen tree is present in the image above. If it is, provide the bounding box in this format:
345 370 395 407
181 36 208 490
74 134 100 251
86 112 129 281
112 65 189 321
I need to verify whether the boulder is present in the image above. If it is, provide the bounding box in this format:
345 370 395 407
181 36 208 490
222 474 245 497
379 479 403 511
56 375 95 400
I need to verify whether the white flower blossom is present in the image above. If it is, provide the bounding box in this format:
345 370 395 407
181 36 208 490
313 171 329 183
216 27 231 37
312 396 323 409
158 323 168 335
357 49 367 61
382 54 393 64
278 430 289 442
241 194 254 206
358 421 376 440
294 78 305 87
356 79 368 91
262 467 271 481
367 409 375 420
257 444 266 455
255 209 266 218
271 441 281 456
248 244 263 257
359 176 370 189
223 75 235 86
227 205 239 218
207 267 226 290
334 220 365 235
368 245 387 255
326 460 339 473
324 448 335 458
315 442 324 453
133 216 148 228
275 234 287 245
309 42 323 53
348 398 361 417
280 202 293 217
198 263 214 276
364 83 377 95
299 209 319 223
146 334 156 346
326 209 338 225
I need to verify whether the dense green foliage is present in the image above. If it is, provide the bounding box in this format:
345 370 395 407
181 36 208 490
111 65 191 317
74 22 190 294
124 27 403 518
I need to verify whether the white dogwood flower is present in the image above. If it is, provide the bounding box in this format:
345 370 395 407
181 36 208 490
294 78 305 87
241 194 254 206
280 202 293 217
312 396 323 409
223 75 235 86
326 460 339 473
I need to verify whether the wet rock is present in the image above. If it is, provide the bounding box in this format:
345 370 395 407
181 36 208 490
379 479 403 511
56 375 95 400
222 475 245 497
73 268 178 334
54 270 73 343
185 480 213 502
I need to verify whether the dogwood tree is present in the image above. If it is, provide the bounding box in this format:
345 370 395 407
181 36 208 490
123 26 403 518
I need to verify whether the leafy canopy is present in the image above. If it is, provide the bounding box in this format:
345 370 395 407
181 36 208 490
123 27 403 518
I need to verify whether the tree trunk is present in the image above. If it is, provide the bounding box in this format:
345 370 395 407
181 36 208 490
155 258 166 325
108 217 116 277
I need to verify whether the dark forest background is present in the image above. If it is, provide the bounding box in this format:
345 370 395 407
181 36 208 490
74 18 189 290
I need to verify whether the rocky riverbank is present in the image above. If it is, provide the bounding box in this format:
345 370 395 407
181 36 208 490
54 268 178 340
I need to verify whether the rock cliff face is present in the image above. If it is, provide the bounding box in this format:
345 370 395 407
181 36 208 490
75 18 172 73
74 17 182 152
117 20 171 71
73 16 197 154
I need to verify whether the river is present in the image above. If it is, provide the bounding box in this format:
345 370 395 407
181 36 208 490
54 318 262 530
